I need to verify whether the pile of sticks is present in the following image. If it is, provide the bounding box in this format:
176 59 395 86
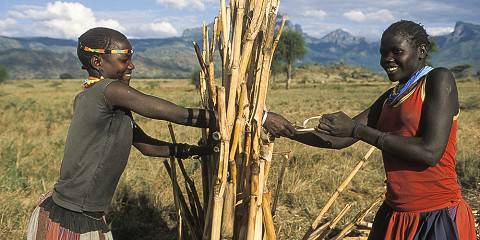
301 147 383 240
164 0 286 239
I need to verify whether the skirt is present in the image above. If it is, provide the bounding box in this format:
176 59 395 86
26 193 113 240
368 199 476 240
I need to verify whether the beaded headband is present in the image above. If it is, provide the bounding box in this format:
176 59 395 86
79 43 134 54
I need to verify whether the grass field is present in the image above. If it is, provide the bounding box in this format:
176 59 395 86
0 77 478 239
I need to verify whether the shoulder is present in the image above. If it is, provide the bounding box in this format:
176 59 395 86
426 67 455 86
425 67 457 94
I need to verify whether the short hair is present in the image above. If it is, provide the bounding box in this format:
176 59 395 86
77 27 128 70
382 20 431 51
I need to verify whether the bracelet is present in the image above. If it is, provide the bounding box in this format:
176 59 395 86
262 111 268 125
171 143 192 159
376 132 387 150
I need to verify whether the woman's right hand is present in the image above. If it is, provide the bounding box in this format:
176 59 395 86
263 112 296 138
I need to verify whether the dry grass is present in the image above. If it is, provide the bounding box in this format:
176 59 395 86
0 77 478 239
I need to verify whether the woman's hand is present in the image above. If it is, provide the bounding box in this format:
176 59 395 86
263 112 296 138
175 143 214 159
317 112 356 137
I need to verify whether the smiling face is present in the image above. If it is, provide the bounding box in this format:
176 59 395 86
380 33 426 84
97 39 135 84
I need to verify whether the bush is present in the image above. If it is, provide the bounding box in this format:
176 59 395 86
450 64 472 79
190 69 201 89
59 73 74 79
0 65 8 82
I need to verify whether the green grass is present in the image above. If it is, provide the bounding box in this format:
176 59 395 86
0 78 478 239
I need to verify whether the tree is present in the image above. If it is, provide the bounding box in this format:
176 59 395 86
273 29 306 89
0 65 8 83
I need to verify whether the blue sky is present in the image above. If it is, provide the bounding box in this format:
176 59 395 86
1 0 479 41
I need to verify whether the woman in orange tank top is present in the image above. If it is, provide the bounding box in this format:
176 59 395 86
263 20 476 239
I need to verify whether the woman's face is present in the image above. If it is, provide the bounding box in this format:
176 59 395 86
100 39 135 84
380 33 425 83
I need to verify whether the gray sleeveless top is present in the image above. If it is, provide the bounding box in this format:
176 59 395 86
52 79 133 212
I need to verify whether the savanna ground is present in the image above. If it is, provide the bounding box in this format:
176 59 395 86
0 72 479 239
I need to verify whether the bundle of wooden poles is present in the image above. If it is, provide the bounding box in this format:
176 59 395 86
163 0 286 239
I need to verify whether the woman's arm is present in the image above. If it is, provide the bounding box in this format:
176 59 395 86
277 89 391 149
132 123 212 158
104 81 215 128
320 68 458 166
132 123 173 157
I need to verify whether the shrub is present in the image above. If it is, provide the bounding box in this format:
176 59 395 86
59 73 74 79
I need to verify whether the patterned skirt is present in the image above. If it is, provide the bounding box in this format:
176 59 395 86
26 194 113 240
368 199 476 240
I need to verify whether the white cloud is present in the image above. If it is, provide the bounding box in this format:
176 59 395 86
343 10 366 22
130 21 179 38
0 18 17 35
156 0 213 10
302 9 328 19
343 9 394 22
6 1 124 39
426 27 454 36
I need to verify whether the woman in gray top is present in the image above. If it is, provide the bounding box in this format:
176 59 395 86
26 27 215 240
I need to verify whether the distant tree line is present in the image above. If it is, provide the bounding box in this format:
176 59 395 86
0 65 8 82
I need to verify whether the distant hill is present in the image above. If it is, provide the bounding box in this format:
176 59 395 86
431 21 480 70
0 20 478 79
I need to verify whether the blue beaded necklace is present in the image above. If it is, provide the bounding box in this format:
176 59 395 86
386 66 433 105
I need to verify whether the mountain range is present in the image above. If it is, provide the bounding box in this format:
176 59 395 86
0 19 478 80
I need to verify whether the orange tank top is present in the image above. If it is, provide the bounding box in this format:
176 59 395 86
377 77 462 212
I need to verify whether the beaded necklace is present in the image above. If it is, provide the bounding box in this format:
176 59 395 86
83 76 104 88
386 66 433 105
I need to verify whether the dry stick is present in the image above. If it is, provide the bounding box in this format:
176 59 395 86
332 194 384 240
254 138 268 240
303 146 376 240
222 83 248 239
177 158 204 227
220 0 229 87
211 87 230 240
225 0 246 133
200 23 211 221
168 124 204 223
237 0 267 89
164 161 201 240
271 16 286 58
257 140 275 239
272 153 288 216
221 182 235 239
199 23 208 107
237 123 253 240
193 41 216 110
309 204 352 240
167 123 183 240
262 192 276 240
246 128 261 240
251 0 279 123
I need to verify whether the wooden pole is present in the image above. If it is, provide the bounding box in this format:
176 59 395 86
332 194 384 240
309 204 352 240
303 146 376 239
272 153 288 216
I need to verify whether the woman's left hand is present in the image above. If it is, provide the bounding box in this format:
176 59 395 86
317 111 356 137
